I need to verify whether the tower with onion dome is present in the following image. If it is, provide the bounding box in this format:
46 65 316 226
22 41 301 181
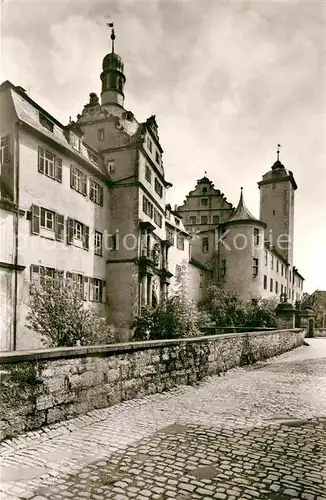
100 24 126 107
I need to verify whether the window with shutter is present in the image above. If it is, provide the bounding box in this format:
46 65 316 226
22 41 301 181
71 273 84 298
67 218 74 244
89 179 103 206
83 276 89 301
83 173 87 196
31 205 40 234
70 165 75 188
94 231 103 256
38 147 45 173
40 208 54 231
89 278 94 301
55 270 64 287
93 278 102 302
102 281 106 304
0 136 9 163
55 158 62 182
30 265 40 292
55 213 65 241
83 225 90 250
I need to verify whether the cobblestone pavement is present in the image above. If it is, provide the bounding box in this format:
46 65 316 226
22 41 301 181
1 339 325 500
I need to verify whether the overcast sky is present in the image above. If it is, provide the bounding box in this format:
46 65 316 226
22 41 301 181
1 0 325 293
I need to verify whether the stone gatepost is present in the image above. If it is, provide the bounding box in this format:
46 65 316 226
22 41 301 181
300 307 315 338
294 301 302 328
275 297 295 330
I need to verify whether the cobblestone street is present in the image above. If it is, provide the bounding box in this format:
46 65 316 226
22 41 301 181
1 339 325 500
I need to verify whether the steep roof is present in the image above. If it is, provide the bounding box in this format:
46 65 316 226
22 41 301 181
222 188 266 227
1 81 105 177
310 290 326 305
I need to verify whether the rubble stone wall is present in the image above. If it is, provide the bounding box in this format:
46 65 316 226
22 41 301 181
0 328 304 441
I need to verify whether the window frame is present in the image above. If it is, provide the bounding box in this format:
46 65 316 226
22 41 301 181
263 275 267 290
0 136 9 163
176 234 185 251
39 112 54 132
167 227 174 245
154 178 163 198
253 228 259 246
90 179 103 206
143 196 154 219
94 230 103 256
145 165 152 183
154 208 163 228
40 207 54 231
107 159 115 174
202 236 209 253
74 221 83 240
92 278 104 302
252 258 259 276
70 165 87 196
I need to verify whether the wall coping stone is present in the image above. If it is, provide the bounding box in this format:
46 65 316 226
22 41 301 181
0 329 303 364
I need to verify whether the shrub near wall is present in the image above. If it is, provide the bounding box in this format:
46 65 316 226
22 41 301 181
0 329 304 442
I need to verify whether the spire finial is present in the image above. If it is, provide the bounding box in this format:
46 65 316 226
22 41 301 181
277 143 281 161
204 170 207 176
107 22 115 53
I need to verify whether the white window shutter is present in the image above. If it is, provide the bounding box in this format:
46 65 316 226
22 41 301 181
102 280 106 304
89 278 94 301
83 276 89 301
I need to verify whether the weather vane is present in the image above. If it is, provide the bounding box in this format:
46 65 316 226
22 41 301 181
277 143 282 161
106 22 115 53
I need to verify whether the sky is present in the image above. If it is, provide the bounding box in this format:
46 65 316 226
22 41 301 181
1 0 325 293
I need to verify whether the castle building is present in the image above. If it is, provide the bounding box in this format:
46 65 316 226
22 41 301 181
177 154 304 304
0 29 304 351
0 28 204 351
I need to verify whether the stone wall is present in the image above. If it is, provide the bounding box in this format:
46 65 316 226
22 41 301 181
315 328 326 337
0 329 304 441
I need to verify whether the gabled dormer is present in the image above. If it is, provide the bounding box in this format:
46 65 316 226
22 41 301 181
63 120 84 152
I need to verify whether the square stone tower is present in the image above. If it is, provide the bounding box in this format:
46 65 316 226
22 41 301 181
258 155 297 266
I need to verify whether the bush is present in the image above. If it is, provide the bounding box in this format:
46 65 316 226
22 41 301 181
26 274 115 347
199 285 277 329
134 259 206 341
199 285 246 328
133 292 204 341
242 298 277 328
